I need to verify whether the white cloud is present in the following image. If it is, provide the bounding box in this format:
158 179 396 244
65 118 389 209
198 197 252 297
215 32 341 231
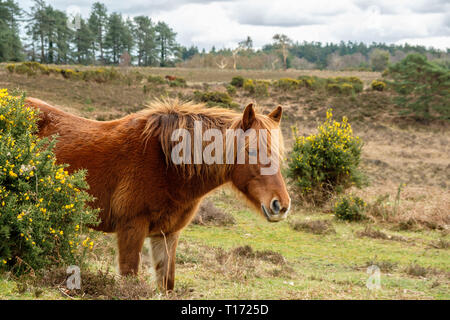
17 0 450 50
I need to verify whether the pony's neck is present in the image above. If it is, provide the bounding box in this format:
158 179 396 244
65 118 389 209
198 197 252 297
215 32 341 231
173 161 234 198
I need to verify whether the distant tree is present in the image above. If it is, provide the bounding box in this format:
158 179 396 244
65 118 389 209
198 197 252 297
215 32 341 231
327 52 367 70
104 12 128 64
27 0 47 63
54 10 73 64
155 21 177 67
122 17 134 57
73 17 94 64
26 0 71 64
370 49 390 71
0 0 23 62
238 36 253 50
88 2 108 63
386 54 450 120
273 34 292 70
180 45 199 61
133 15 157 66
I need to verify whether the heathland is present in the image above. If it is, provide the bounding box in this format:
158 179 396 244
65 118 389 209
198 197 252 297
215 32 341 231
0 63 448 299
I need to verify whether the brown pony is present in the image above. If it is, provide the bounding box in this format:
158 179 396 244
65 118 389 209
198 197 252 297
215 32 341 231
24 97 291 291
165 75 177 81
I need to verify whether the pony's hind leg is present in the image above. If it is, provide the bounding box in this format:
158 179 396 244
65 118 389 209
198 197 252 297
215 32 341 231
149 231 180 291
116 217 149 276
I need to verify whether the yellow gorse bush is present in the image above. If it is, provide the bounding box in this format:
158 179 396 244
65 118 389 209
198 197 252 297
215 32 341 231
0 90 98 274
333 194 367 221
287 109 366 202
371 80 386 91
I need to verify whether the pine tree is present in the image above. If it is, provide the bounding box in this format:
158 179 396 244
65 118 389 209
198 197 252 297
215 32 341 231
53 9 72 64
26 0 48 63
73 17 94 64
155 21 177 67
133 15 157 66
88 2 108 64
0 0 23 62
122 17 134 61
104 12 132 64
387 54 450 120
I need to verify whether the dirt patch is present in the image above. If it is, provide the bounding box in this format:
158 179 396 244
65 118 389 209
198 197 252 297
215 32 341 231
356 225 409 242
191 200 236 226
230 245 286 265
428 238 449 250
365 259 398 273
289 219 335 235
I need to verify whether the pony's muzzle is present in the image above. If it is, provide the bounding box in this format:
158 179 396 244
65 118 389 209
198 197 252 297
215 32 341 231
261 198 290 222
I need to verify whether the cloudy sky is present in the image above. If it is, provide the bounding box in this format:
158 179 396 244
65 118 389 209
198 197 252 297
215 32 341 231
18 0 450 50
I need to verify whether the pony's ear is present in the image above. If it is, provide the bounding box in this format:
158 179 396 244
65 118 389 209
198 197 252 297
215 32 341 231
242 103 256 130
268 106 283 124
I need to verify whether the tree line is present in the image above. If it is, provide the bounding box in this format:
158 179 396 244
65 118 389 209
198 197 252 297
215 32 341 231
1 0 448 69
1 0 179 66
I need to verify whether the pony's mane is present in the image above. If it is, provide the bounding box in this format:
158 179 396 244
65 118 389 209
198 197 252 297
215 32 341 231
139 98 284 180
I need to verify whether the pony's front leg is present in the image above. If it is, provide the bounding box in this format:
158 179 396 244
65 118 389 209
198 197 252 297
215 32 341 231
149 231 180 291
116 217 149 276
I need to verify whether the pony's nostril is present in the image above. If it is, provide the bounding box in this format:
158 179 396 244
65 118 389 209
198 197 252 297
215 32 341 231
271 199 281 214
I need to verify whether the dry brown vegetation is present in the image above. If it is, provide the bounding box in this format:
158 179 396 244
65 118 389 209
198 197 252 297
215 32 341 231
191 200 236 226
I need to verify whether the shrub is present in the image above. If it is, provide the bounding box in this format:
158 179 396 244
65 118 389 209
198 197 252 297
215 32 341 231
230 76 244 88
0 90 98 274
82 69 107 83
254 80 269 97
14 64 35 76
61 69 82 80
371 80 386 91
193 90 238 108
297 75 317 89
326 83 343 95
226 84 237 96
274 78 300 91
337 77 363 93
147 75 166 85
6 64 15 73
168 77 187 87
243 79 255 94
327 77 363 95
287 109 366 203
333 194 366 221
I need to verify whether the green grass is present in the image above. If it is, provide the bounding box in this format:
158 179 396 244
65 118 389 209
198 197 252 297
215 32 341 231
0 190 448 300
172 191 449 300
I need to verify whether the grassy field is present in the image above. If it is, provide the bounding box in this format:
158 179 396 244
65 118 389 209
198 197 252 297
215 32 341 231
0 66 448 300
